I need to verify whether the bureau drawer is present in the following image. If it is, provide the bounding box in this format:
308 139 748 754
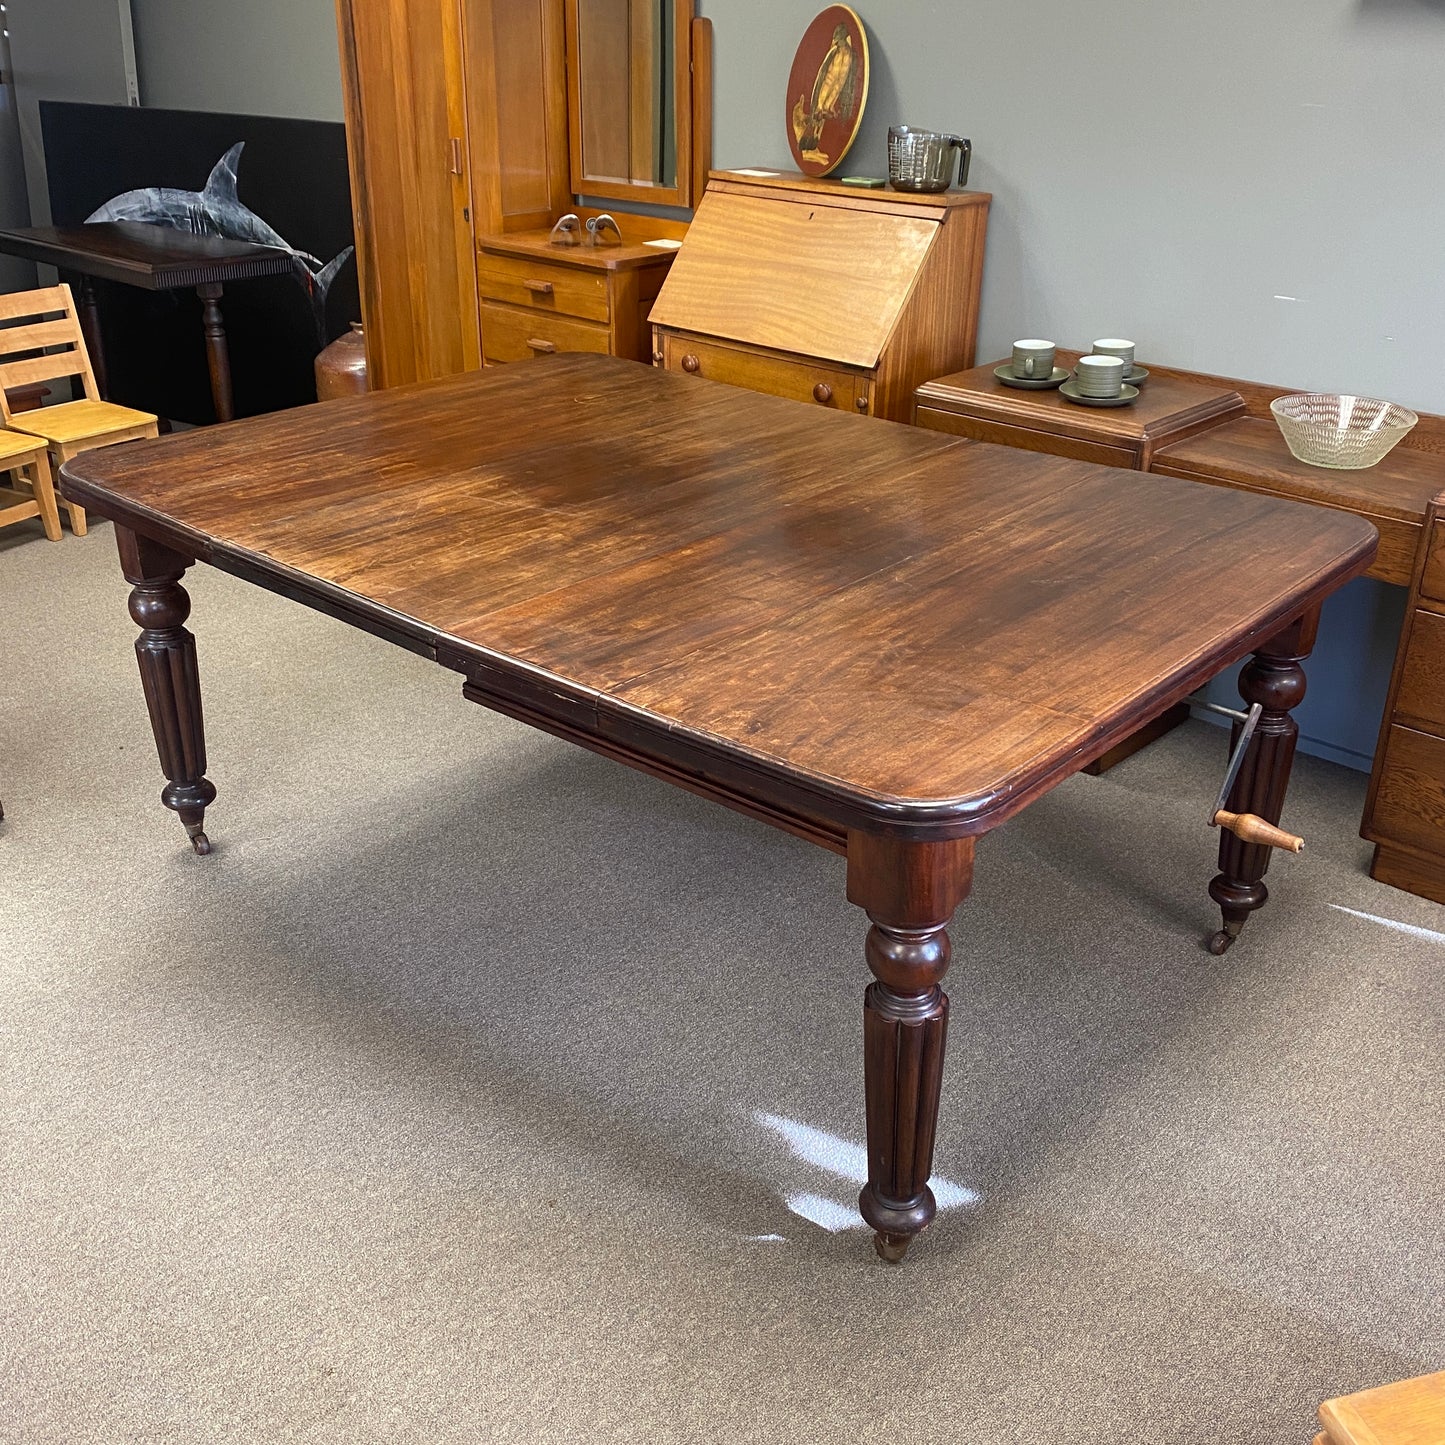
1395 608 1445 732
477 252 611 323
1367 724 1445 858
659 332 865 412
914 405 1138 469
480 303 610 364
1421 519 1445 605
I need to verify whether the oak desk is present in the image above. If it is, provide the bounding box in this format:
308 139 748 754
0 221 293 423
59 355 1376 1262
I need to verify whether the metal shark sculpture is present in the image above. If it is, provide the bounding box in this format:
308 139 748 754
86 142 353 342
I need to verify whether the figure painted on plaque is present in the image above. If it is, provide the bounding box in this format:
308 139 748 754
792 23 859 165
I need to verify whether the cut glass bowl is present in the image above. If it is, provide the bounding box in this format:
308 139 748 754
1269 393 1418 470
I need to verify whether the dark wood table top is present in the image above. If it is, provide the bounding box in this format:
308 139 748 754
0 221 294 290
59 355 1378 837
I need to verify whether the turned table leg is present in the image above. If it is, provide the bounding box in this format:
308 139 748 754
846 831 974 1262
196 282 235 423
1207 609 1317 954
78 275 111 400
117 526 217 854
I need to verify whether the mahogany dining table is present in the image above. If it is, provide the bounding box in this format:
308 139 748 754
59 355 1377 1262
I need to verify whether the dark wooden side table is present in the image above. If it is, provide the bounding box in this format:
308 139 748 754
914 351 1246 469
0 221 293 423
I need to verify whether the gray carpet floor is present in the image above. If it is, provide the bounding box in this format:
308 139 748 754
2 516 1442 1445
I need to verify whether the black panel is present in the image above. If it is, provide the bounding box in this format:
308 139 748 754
40 102 359 424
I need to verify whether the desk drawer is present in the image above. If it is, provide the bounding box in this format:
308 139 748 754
477 253 611 323
1422 520 1445 605
1369 724 1445 858
914 405 1138 469
480 303 610 364
659 331 865 412
1395 608 1445 733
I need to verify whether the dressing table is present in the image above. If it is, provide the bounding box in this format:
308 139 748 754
336 0 710 385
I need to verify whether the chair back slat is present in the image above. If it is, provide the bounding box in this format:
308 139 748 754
0 318 82 356
0 286 72 323
0 352 88 390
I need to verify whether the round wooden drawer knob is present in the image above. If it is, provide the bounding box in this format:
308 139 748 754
812 382 833 405
855 395 869 412
681 354 700 373
652 350 663 365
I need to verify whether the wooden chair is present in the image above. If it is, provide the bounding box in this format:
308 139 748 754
0 284 159 536
1318 1370 1445 1444
0 429 62 541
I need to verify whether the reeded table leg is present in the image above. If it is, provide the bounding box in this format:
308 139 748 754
846 832 974 1262
1207 609 1317 954
118 526 217 854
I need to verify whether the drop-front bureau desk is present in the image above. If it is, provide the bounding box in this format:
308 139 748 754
917 356 1445 906
60 356 1375 1260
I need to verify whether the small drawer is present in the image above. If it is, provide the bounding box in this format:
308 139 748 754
914 405 1138 469
660 332 865 412
1421 519 1445 605
476 252 610 323
1368 724 1445 858
1395 608 1445 732
480 303 610 364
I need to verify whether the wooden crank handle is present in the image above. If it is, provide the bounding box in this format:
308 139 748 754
1213 810 1304 853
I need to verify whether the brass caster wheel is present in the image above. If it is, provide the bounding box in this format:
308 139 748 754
189 830 212 856
873 1231 911 1264
1207 928 1235 956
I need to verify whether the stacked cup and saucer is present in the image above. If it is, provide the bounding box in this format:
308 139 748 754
1060 338 1146 407
995 339 1067 390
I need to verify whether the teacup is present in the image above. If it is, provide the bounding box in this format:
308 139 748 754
1091 338 1135 372
1074 354 1126 398
1011 339 1057 380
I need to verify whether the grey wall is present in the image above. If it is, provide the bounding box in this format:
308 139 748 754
702 0 1445 416
128 0 343 122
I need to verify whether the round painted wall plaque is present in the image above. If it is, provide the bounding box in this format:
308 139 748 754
785 6 870 177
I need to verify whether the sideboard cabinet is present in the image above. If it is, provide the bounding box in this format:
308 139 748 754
1363 493 1445 903
650 171 990 422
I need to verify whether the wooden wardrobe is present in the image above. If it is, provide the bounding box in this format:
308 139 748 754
335 0 572 389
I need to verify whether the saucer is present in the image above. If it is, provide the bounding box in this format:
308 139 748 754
995 363 1068 390
1059 378 1140 408
1125 365 1149 386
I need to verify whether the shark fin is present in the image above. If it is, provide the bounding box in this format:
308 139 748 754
315 246 354 295
203 143 245 204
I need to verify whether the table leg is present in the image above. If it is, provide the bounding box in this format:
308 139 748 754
196 282 235 423
78 275 111 400
117 525 217 855
1207 608 1318 954
846 831 974 1262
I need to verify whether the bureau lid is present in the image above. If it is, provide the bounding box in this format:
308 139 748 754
648 188 938 369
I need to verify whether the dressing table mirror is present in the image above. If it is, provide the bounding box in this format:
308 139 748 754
565 0 703 209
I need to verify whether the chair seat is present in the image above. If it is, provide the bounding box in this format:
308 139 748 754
0 427 49 463
9 399 156 445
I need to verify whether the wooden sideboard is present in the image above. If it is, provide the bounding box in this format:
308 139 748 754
650 171 991 422
1363 492 1445 901
915 357 1445 905
476 218 680 366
